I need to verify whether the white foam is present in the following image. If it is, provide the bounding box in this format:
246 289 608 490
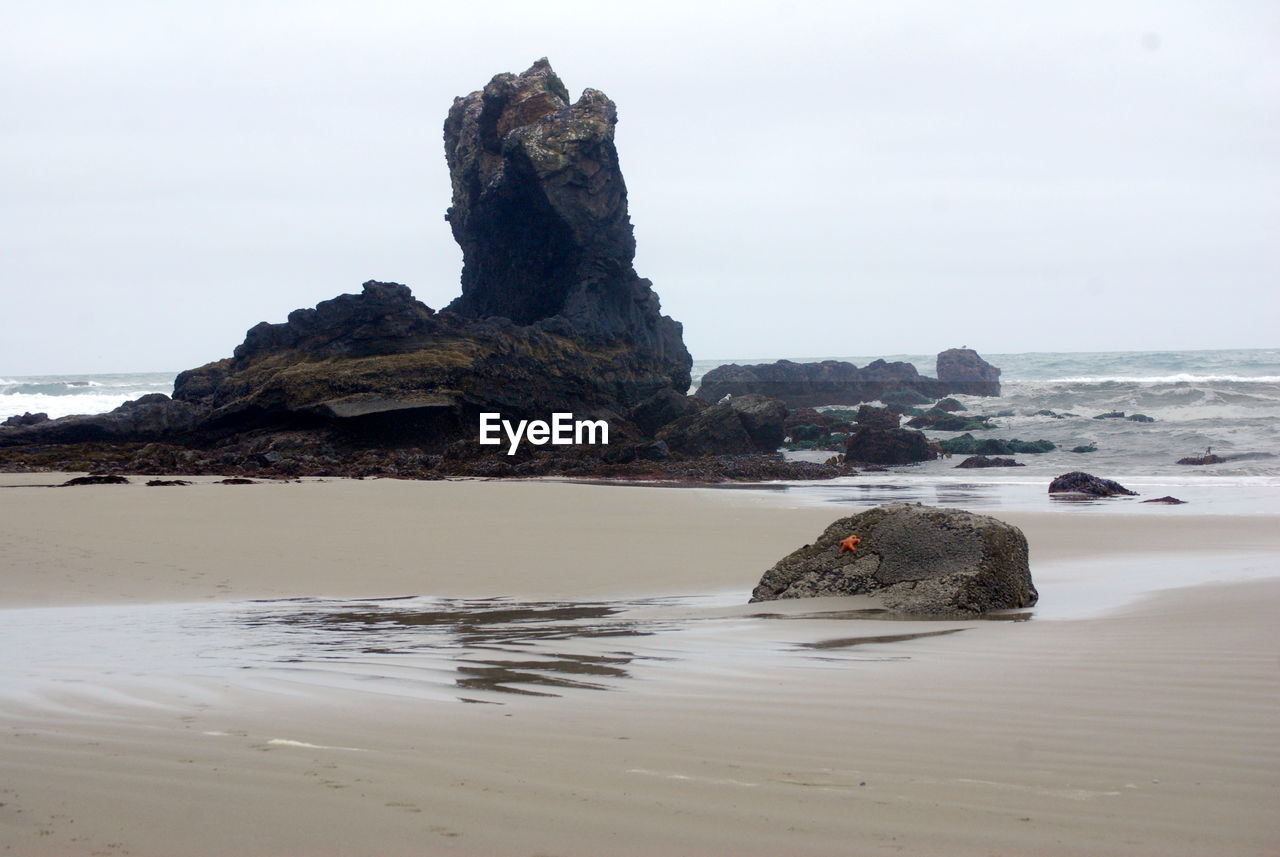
267 738 365 751
1036 374 1280 385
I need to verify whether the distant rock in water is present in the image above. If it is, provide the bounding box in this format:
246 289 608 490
695 359 947 408
1048 471 1137 497
844 425 934 465
1142 496 1187 504
936 348 1001 396
955 455 1023 468
750 503 1037 616
696 349 1002 408
1176 454 1225 465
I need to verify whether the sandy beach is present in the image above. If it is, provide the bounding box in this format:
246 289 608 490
1 474 1278 856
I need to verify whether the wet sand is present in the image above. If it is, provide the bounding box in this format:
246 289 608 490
1 474 1278 855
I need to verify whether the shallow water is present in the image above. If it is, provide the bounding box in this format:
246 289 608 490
5 544 1276 715
0 594 1001 711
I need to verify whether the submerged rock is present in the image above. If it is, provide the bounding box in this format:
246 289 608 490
750 503 1036 616
1176 454 1225 465
1048 471 1137 497
938 434 1055 455
1142 496 1187 504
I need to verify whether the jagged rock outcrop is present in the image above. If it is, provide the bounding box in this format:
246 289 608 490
0 394 208 447
695 359 946 408
8 61 695 456
442 58 689 387
627 389 704 437
750 504 1037 616
656 394 788 456
936 348 1001 396
1048 471 1137 497
1 412 49 428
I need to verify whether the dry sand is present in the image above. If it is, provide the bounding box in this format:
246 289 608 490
1 473 1278 856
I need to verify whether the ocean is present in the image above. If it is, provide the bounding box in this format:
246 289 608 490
4 349 1278 494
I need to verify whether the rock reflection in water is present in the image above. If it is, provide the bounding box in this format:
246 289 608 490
240 598 679 699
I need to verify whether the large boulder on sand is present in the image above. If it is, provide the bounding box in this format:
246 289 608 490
751 504 1036 615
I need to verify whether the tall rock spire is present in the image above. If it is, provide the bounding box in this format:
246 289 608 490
443 59 690 388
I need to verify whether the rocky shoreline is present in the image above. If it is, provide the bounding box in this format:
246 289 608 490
0 60 1002 484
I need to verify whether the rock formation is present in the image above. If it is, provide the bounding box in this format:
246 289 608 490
955 455 1023 468
750 504 1037 616
656 394 788 456
936 348 1001 396
695 359 946 408
442 58 688 384
5 61 694 458
696 349 1002 408
1048 471 1137 497
844 425 934 465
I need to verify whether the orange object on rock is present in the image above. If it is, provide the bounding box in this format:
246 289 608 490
839 535 861 554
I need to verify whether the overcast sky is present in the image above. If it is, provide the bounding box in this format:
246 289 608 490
2 1 1277 375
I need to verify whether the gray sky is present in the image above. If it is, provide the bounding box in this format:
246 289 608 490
3 0 1277 375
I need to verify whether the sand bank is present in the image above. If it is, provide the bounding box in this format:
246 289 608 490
1 474 1277 855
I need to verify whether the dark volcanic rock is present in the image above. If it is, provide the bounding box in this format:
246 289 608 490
628 389 703 437
1048 471 1137 497
442 58 689 383
728 395 789 452
844 426 934 465
1142 496 1187 504
1093 411 1125 420
123 61 691 452
933 397 966 412
62 475 130 486
1127 413 1155 423
938 434 1055 455
656 394 786 456
936 349 1001 396
2 412 49 427
905 410 994 432
955 455 1023 468
695 359 946 408
0 394 208 448
1176 454 1225 465
854 405 901 430
750 503 1037 615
